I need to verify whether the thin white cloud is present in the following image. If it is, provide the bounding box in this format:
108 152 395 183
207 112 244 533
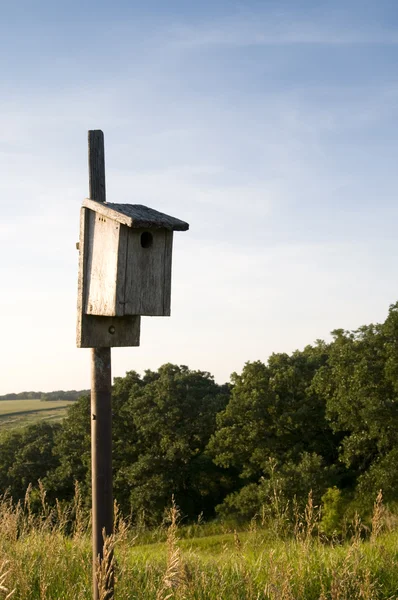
169 16 398 49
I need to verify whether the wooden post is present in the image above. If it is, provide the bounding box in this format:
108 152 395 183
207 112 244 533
88 130 114 600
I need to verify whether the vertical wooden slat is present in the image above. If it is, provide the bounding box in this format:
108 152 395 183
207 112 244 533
88 130 106 203
163 230 173 316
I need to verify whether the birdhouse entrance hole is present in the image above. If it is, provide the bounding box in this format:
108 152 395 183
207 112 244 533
140 231 153 248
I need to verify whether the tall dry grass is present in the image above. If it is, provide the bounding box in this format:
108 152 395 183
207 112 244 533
0 560 15 599
1 484 398 599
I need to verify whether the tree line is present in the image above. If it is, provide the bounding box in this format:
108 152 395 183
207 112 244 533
0 390 89 401
2 302 398 526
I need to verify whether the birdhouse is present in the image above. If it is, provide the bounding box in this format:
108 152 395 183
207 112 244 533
76 198 189 348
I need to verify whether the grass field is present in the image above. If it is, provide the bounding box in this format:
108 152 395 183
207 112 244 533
0 399 75 431
1 490 398 599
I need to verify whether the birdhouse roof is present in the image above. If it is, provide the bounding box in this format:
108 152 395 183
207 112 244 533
82 198 189 231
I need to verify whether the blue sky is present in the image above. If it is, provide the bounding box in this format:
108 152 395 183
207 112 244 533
1 0 398 393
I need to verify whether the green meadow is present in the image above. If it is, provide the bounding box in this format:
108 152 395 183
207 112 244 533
0 399 76 432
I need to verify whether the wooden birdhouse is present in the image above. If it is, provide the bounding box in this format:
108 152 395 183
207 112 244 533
77 130 190 600
77 198 189 348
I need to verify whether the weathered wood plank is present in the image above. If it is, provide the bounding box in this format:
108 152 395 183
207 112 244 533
82 198 189 231
163 231 173 316
76 207 89 347
76 207 141 347
83 198 133 226
80 314 141 348
88 131 106 203
85 212 119 317
123 228 166 316
115 223 128 317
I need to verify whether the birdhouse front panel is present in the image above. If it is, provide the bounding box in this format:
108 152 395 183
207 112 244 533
122 228 173 316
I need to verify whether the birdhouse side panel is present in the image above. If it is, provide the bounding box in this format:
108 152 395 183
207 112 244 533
77 208 141 348
122 229 173 316
85 211 121 317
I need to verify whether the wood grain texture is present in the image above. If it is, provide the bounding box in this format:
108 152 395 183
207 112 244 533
76 207 89 346
80 314 141 348
90 347 113 592
85 212 119 317
82 198 189 231
87 129 114 600
88 131 106 203
124 228 167 316
162 230 173 315
115 223 128 317
76 208 141 347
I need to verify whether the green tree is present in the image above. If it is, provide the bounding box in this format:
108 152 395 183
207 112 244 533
208 344 339 518
0 422 60 501
113 364 230 522
46 366 230 523
47 394 91 504
312 303 398 507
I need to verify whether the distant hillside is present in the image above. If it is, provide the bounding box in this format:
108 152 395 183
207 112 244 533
0 389 90 401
